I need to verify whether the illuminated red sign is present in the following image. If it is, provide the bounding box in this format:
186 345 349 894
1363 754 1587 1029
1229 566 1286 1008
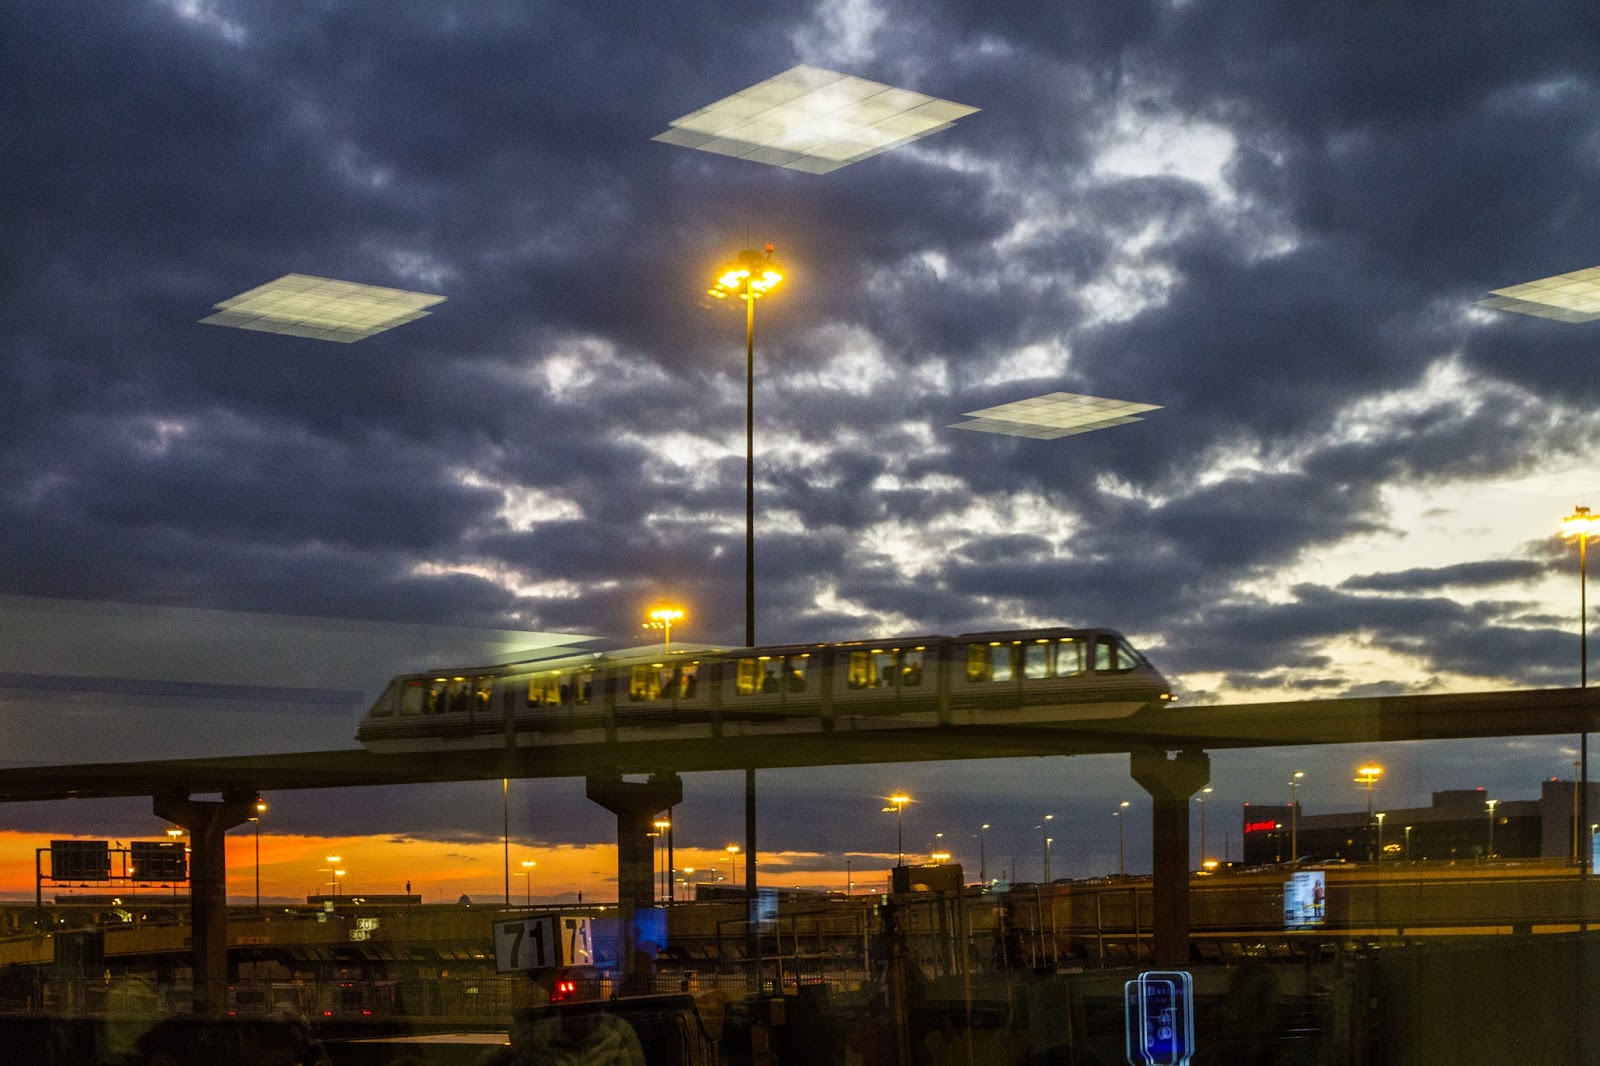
1244 820 1278 834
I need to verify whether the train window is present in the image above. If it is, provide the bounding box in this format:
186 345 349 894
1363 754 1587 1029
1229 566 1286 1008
629 665 663 702
574 669 593 705
736 658 762 695
673 663 699 699
991 644 1016 682
527 674 561 708
901 649 924 687
873 651 897 688
847 651 873 689
1057 638 1085 676
474 677 494 712
784 655 807 693
400 679 426 715
448 678 472 712
966 644 990 682
1023 642 1051 680
425 679 449 714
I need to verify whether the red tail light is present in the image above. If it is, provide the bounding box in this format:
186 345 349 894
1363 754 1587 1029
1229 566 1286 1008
551 978 579 1002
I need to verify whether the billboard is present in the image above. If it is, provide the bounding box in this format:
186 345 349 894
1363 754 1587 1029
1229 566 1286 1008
130 841 188 882
1283 870 1326 929
49 840 110 881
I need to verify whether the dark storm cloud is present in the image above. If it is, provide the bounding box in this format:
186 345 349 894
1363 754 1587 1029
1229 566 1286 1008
4 0 1600 858
1342 560 1547 593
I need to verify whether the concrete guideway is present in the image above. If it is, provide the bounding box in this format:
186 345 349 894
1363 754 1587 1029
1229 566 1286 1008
2 684 1596 1015
0 685 1594 802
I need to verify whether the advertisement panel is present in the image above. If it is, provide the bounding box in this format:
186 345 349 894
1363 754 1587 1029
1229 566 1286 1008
1283 870 1326 929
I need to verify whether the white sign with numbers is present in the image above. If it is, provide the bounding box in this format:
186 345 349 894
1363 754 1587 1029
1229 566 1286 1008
494 916 559 973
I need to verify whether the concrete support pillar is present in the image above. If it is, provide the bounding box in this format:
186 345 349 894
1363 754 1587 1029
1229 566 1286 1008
153 789 259 1017
1130 748 1210 969
585 772 682 977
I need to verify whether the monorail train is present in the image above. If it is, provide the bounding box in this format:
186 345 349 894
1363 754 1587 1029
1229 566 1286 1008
355 627 1176 753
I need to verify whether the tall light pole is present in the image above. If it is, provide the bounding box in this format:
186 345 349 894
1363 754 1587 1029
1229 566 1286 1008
707 245 785 649
1197 786 1213 864
884 794 910 867
1355 763 1384 861
502 778 511 908
1289 771 1304 862
521 860 537 907
1116 802 1130 877
979 823 990 883
1564 505 1596 876
726 844 741 887
653 820 671 901
251 799 267 913
1404 824 1413 861
643 605 685 651
1486 800 1498 860
1375 812 1386 864
1041 814 1054 882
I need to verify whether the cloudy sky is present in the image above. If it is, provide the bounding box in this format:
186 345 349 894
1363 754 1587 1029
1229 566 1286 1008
2 0 1599 901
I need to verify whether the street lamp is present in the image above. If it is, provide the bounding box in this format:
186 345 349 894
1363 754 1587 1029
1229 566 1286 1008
883 794 910 867
520 860 537 907
1355 763 1383 860
1375 812 1386 864
1289 771 1305 862
1196 787 1213 865
1040 814 1055 882
652 819 672 901
726 844 741 888
707 244 785 648
643 605 685 651
1116 802 1130 876
251 799 267 913
1486 800 1498 860
979 823 990 883
1564 505 1597 874
932 831 944 864
1404 825 1413 861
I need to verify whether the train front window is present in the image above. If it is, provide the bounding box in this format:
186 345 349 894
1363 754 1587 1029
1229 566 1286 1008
1118 638 1148 668
399 679 425 715
1094 636 1133 673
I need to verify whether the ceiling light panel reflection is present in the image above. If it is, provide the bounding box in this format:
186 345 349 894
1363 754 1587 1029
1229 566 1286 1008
200 274 446 342
1475 266 1600 323
950 392 1161 440
653 65 979 174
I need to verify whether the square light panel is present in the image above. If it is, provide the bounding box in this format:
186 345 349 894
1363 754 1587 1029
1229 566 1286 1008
200 274 446 342
653 65 979 174
950 392 1162 440
1475 265 1600 323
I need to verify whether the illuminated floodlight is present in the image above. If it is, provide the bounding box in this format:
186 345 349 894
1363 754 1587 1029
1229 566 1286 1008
200 274 446 342
950 391 1161 440
653 65 979 175
1476 265 1600 323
